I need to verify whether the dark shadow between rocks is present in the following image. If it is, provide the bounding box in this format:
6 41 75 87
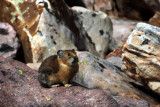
130 82 160 104
64 0 86 7
13 42 25 63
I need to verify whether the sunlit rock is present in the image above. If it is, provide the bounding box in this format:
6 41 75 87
122 22 160 95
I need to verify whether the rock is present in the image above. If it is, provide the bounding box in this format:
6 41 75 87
82 0 113 15
71 6 116 58
112 0 155 20
112 18 138 47
0 56 149 107
122 22 160 95
0 22 19 59
106 48 122 59
144 0 160 12
73 51 159 104
0 0 116 63
106 56 122 68
149 12 160 27
105 48 122 68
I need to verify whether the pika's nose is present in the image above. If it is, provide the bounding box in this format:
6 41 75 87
73 56 78 63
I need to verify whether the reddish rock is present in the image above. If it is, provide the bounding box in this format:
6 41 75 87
0 56 150 107
149 12 160 27
0 22 19 59
106 48 122 59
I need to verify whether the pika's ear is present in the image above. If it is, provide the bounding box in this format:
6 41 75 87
57 50 63 58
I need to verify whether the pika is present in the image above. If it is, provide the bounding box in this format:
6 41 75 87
38 49 79 88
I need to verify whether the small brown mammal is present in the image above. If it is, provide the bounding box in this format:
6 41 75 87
38 49 79 88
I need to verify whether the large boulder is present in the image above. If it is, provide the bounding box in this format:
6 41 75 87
122 23 160 95
0 56 149 107
0 0 115 63
72 6 116 58
0 22 19 59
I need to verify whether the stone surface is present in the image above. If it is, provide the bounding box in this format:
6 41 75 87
72 6 116 58
73 51 159 104
0 56 150 107
106 56 122 68
0 0 115 63
105 48 122 68
149 12 160 27
111 18 138 47
0 22 19 59
122 22 160 95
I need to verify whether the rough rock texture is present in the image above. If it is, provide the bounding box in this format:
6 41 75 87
149 12 160 27
0 0 115 63
122 23 160 95
0 22 19 58
112 18 138 47
105 48 122 68
73 51 159 104
0 57 150 107
72 6 116 58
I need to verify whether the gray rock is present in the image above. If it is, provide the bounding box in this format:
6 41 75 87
106 56 122 68
122 22 160 95
73 51 160 104
112 18 138 47
72 6 116 58
0 22 19 58
0 56 149 107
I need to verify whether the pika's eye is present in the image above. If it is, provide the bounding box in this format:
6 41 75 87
68 53 71 56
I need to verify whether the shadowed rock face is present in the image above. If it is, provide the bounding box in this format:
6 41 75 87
0 56 149 107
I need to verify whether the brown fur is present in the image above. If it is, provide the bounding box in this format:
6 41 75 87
38 49 79 88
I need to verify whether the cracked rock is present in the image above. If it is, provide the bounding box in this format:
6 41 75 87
122 22 160 95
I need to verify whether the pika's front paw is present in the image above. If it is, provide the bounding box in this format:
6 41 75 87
51 84 60 87
64 84 72 87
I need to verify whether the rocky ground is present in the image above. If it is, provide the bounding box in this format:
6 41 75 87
0 0 160 107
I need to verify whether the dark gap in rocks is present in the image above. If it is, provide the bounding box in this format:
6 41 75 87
1 70 7 76
14 41 25 63
0 28 9 35
64 0 86 7
0 80 4 84
0 44 14 52
130 82 160 104
141 39 150 45
98 62 106 69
